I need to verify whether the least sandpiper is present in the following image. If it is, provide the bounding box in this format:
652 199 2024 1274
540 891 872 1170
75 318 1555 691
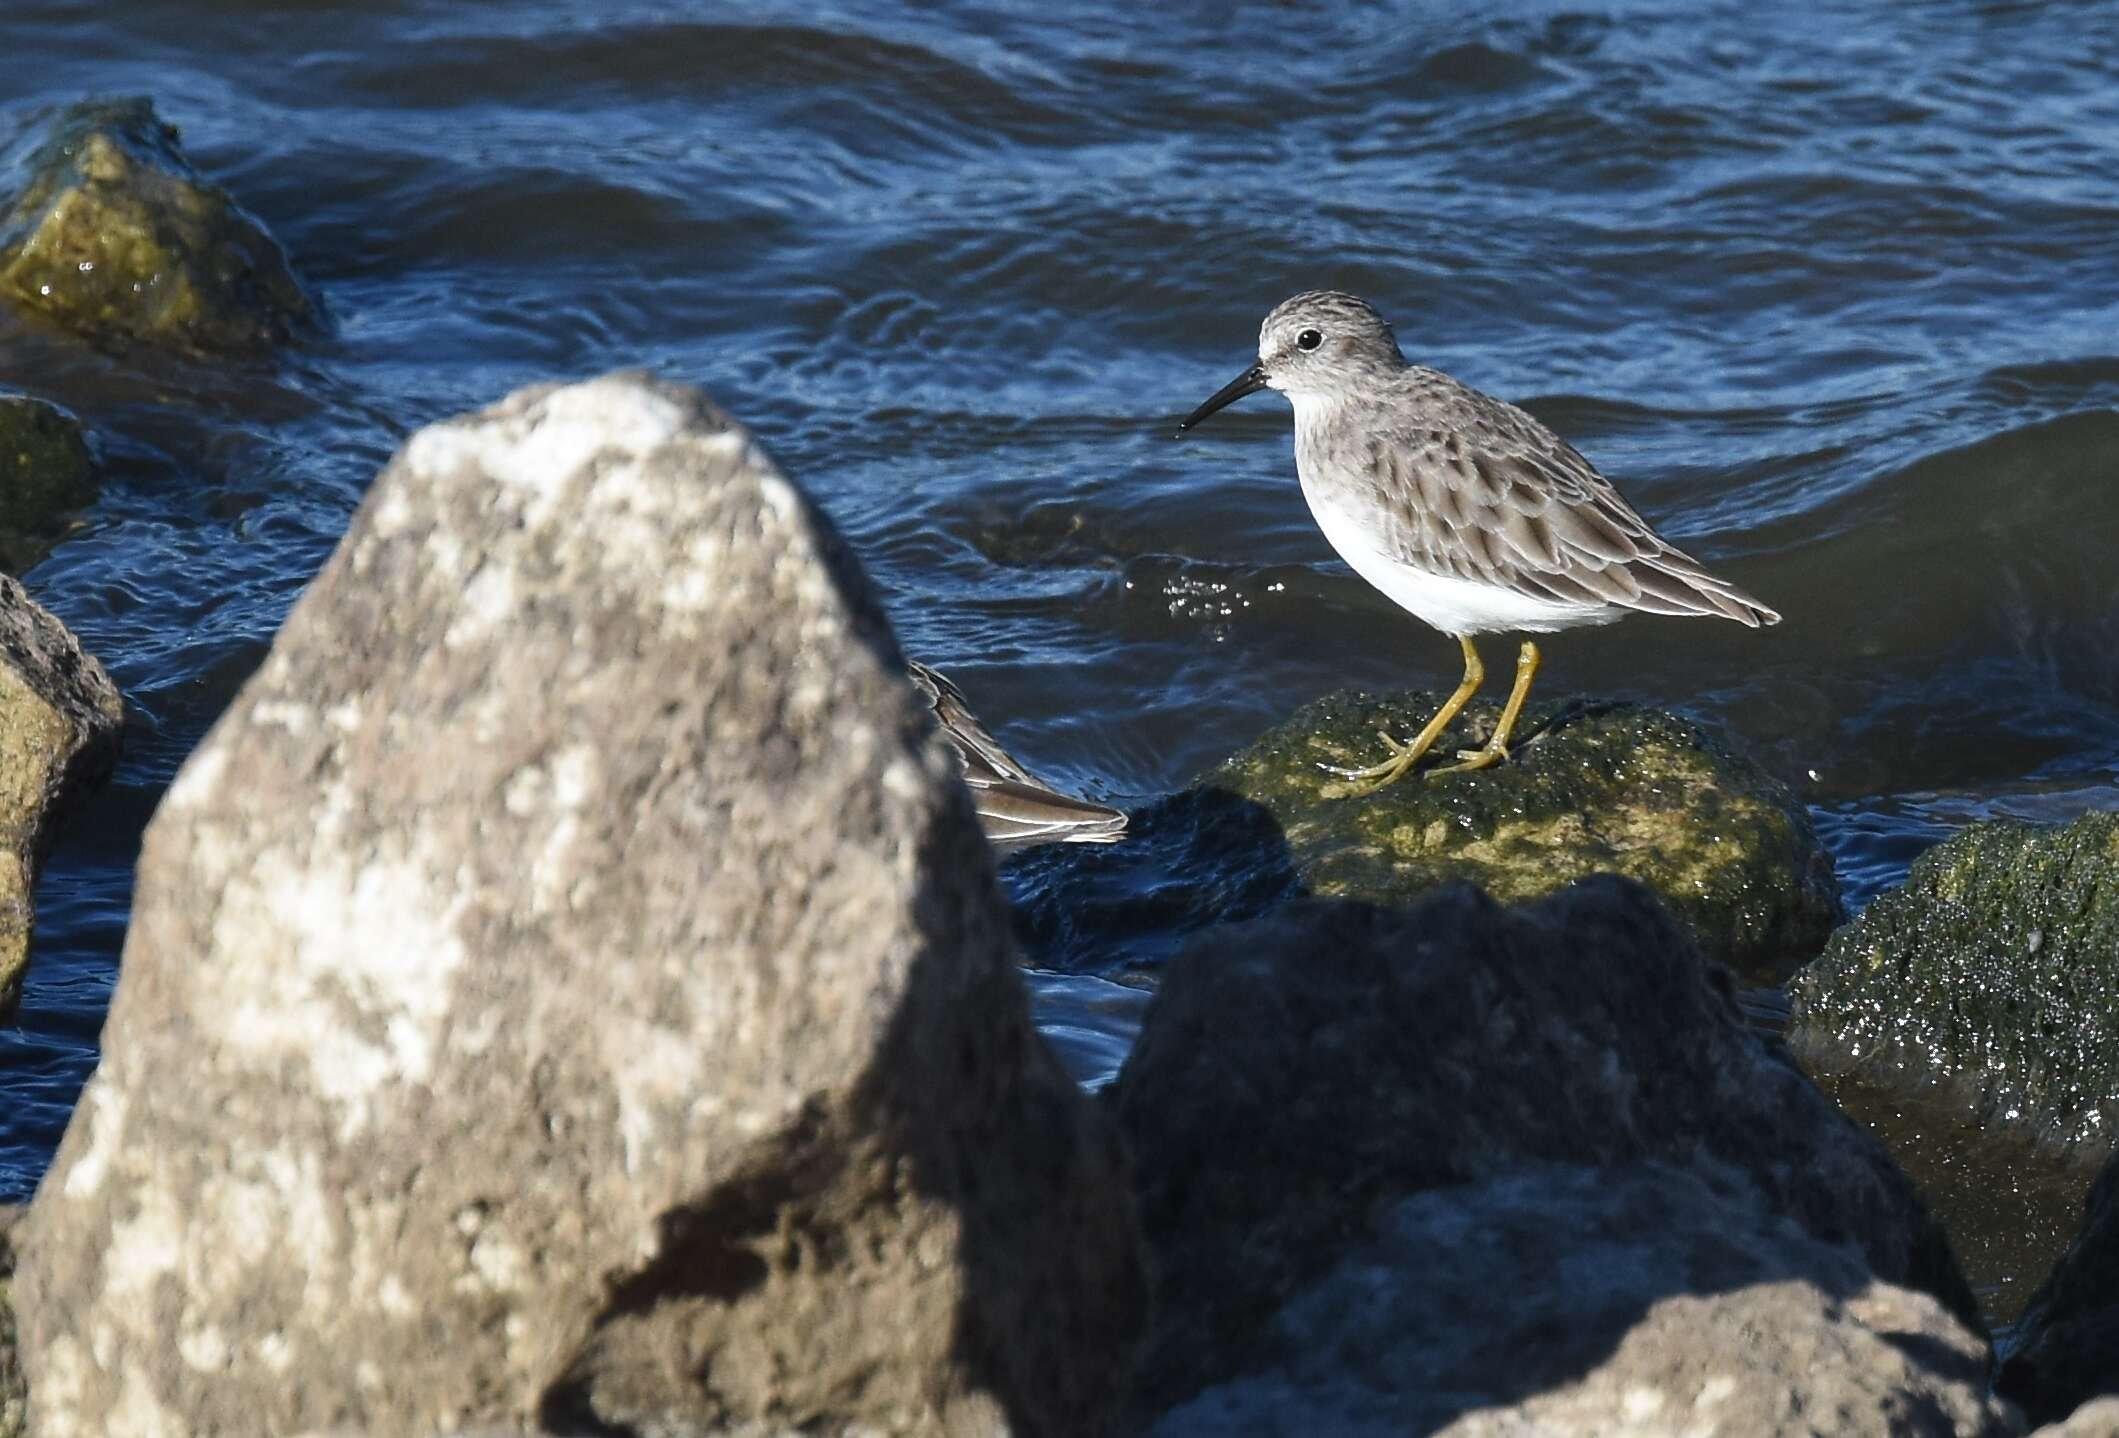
1178 289 1777 793
910 660 1128 849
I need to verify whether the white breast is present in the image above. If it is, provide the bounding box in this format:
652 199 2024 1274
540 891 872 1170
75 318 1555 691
1300 476 1622 637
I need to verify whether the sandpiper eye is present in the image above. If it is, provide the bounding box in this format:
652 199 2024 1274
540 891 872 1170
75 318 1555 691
1296 329 1323 351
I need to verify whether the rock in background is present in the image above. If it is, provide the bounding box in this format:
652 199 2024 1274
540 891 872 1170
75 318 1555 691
1791 810 2119 1163
0 394 96 574
1111 878 1987 1431
16 375 1141 1437
2001 1148 2119 1427
0 98 320 352
0 572 122 1019
1198 691 1840 985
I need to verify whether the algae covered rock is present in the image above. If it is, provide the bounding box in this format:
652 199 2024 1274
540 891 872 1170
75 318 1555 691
1789 810 2119 1159
0 394 95 573
0 98 320 352
1204 690 1840 984
0 573 122 1019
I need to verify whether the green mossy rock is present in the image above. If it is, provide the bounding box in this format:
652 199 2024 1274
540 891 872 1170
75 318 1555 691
1790 810 2119 1160
0 394 95 573
0 98 319 353
1204 690 1841 985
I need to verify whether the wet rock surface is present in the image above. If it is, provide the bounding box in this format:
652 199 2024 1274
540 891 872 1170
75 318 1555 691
2001 1149 2119 1427
1145 1162 2008 1438
15 375 1141 1438
1790 810 2119 1161
0 394 95 573
0 572 122 1019
1110 878 1978 1422
0 98 319 352
1198 690 1841 985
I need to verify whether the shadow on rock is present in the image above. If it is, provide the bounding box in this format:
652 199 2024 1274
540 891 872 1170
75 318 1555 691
2000 1148 2119 1428
1111 877 2003 1436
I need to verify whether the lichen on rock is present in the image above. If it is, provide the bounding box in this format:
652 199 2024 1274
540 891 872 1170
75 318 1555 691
0 98 321 352
1201 689 1842 985
0 394 96 573
1790 810 2119 1162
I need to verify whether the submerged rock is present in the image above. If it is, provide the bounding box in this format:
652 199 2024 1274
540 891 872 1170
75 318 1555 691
0 573 123 1019
1790 810 2119 1160
1201 690 1841 985
0 395 95 573
1147 1163 2008 1438
17 375 1141 1437
0 98 320 352
2000 1150 2119 1426
1111 878 1978 1421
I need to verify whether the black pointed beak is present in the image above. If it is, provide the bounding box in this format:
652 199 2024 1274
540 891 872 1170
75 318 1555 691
1175 363 1269 437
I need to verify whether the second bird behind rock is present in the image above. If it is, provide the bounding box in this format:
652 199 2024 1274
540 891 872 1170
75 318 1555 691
909 660 1128 852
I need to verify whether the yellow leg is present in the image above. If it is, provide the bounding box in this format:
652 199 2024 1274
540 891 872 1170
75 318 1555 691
1323 636 1484 795
1430 640 1540 777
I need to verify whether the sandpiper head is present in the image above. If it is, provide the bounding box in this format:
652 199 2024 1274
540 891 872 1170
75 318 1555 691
1177 290 1404 435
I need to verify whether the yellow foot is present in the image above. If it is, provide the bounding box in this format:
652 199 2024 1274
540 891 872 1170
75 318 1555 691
1427 742 1508 777
1317 729 1417 782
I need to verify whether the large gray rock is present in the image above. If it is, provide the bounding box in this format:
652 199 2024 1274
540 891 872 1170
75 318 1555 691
17 375 1142 1437
2000 1149 2119 1426
1110 878 1979 1420
1791 810 2119 1162
1147 1163 2008 1438
0 571 123 1019
0 98 321 352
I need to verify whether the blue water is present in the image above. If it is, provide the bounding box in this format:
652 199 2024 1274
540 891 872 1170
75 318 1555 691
3 1 2117 1236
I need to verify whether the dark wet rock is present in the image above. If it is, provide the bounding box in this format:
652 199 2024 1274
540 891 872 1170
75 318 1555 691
0 395 95 573
1146 1162 2008 1438
1 1206 21 1438
1790 810 2119 1161
0 573 123 1020
1201 690 1841 985
1110 877 1978 1418
1007 784 1301 978
0 98 320 352
2000 1149 2119 1426
17 375 1141 1437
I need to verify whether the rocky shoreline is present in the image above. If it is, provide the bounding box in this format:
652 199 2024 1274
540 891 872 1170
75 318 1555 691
0 91 2117 1438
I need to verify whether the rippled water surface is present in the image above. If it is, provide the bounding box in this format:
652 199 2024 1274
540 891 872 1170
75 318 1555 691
2 1 2116 1312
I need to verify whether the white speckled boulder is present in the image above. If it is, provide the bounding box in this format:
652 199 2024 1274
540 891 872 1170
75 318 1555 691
15 374 1141 1437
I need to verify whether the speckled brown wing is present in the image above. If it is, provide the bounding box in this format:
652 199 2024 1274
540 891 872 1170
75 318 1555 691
1360 372 1780 626
907 660 1128 851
